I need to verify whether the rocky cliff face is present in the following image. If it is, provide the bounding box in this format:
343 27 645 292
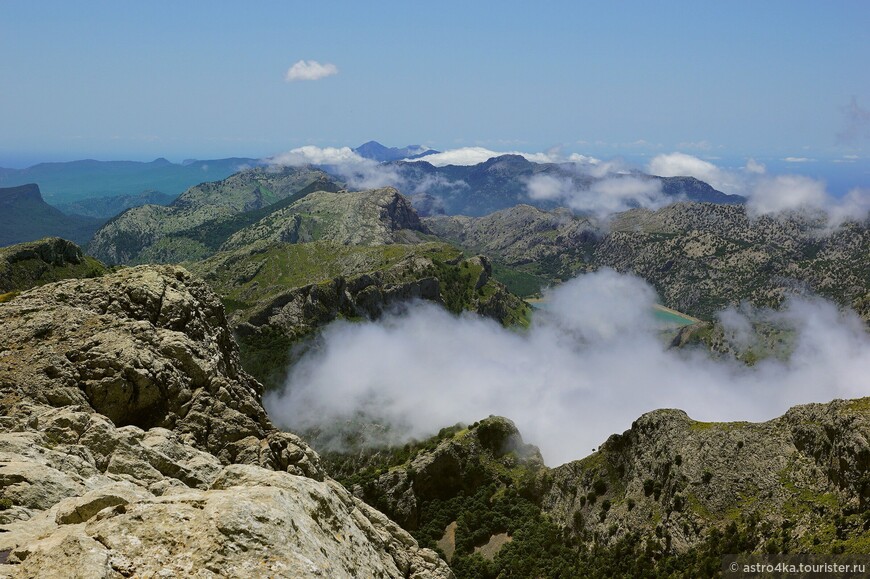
0 267 452 578
546 399 870 554
425 204 598 276
188 241 530 390
0 238 106 295
324 402 870 576
0 185 104 248
221 187 428 250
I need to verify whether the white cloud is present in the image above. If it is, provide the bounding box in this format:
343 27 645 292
405 146 569 167
782 157 815 163
269 145 361 166
406 173 469 196
745 174 870 225
284 60 338 82
526 174 567 201
745 158 766 174
566 153 601 164
526 174 673 218
646 152 743 194
265 269 870 466
747 174 829 215
404 147 510 166
827 188 870 226
267 145 401 189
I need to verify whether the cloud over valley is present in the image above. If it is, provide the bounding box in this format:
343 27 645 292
266 270 870 466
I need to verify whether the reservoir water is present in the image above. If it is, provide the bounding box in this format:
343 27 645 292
528 299 700 328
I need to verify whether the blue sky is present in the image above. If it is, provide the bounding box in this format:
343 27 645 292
2 1 869 171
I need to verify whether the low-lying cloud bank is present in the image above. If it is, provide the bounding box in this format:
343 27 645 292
526 174 673 218
647 152 870 224
267 145 870 224
268 146 403 190
402 146 600 167
265 270 870 466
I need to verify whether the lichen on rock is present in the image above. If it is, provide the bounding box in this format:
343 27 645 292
0 265 453 578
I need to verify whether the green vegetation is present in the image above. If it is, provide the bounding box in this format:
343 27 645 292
88 166 340 264
0 238 108 294
490 262 549 297
155 178 341 254
0 291 19 304
236 326 298 392
192 240 529 389
190 241 462 318
322 415 870 579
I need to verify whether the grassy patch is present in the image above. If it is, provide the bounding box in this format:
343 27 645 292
490 263 549 297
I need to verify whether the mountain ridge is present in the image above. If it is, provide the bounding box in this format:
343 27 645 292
388 155 744 217
354 141 439 162
0 184 104 248
0 157 261 204
426 202 870 320
326 400 870 575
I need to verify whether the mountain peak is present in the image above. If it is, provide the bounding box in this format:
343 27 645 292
0 183 44 205
354 141 438 162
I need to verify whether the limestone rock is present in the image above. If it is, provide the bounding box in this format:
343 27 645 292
543 399 870 552
221 187 429 251
0 238 106 295
0 265 318 475
0 266 452 578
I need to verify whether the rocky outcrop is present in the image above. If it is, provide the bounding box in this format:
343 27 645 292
325 402 870 574
220 187 429 251
0 238 107 294
426 205 598 271
0 266 453 578
544 399 870 553
344 417 545 532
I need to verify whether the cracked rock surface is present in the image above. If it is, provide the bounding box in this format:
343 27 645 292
0 265 452 578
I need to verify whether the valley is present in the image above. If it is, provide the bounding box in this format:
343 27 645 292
0 145 868 578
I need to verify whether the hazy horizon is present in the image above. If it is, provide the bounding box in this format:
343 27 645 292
3 2 868 168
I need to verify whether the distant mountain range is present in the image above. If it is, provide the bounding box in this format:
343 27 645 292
3 155 869 576
56 190 176 219
386 154 743 217
353 140 438 162
0 184 104 247
0 157 259 204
